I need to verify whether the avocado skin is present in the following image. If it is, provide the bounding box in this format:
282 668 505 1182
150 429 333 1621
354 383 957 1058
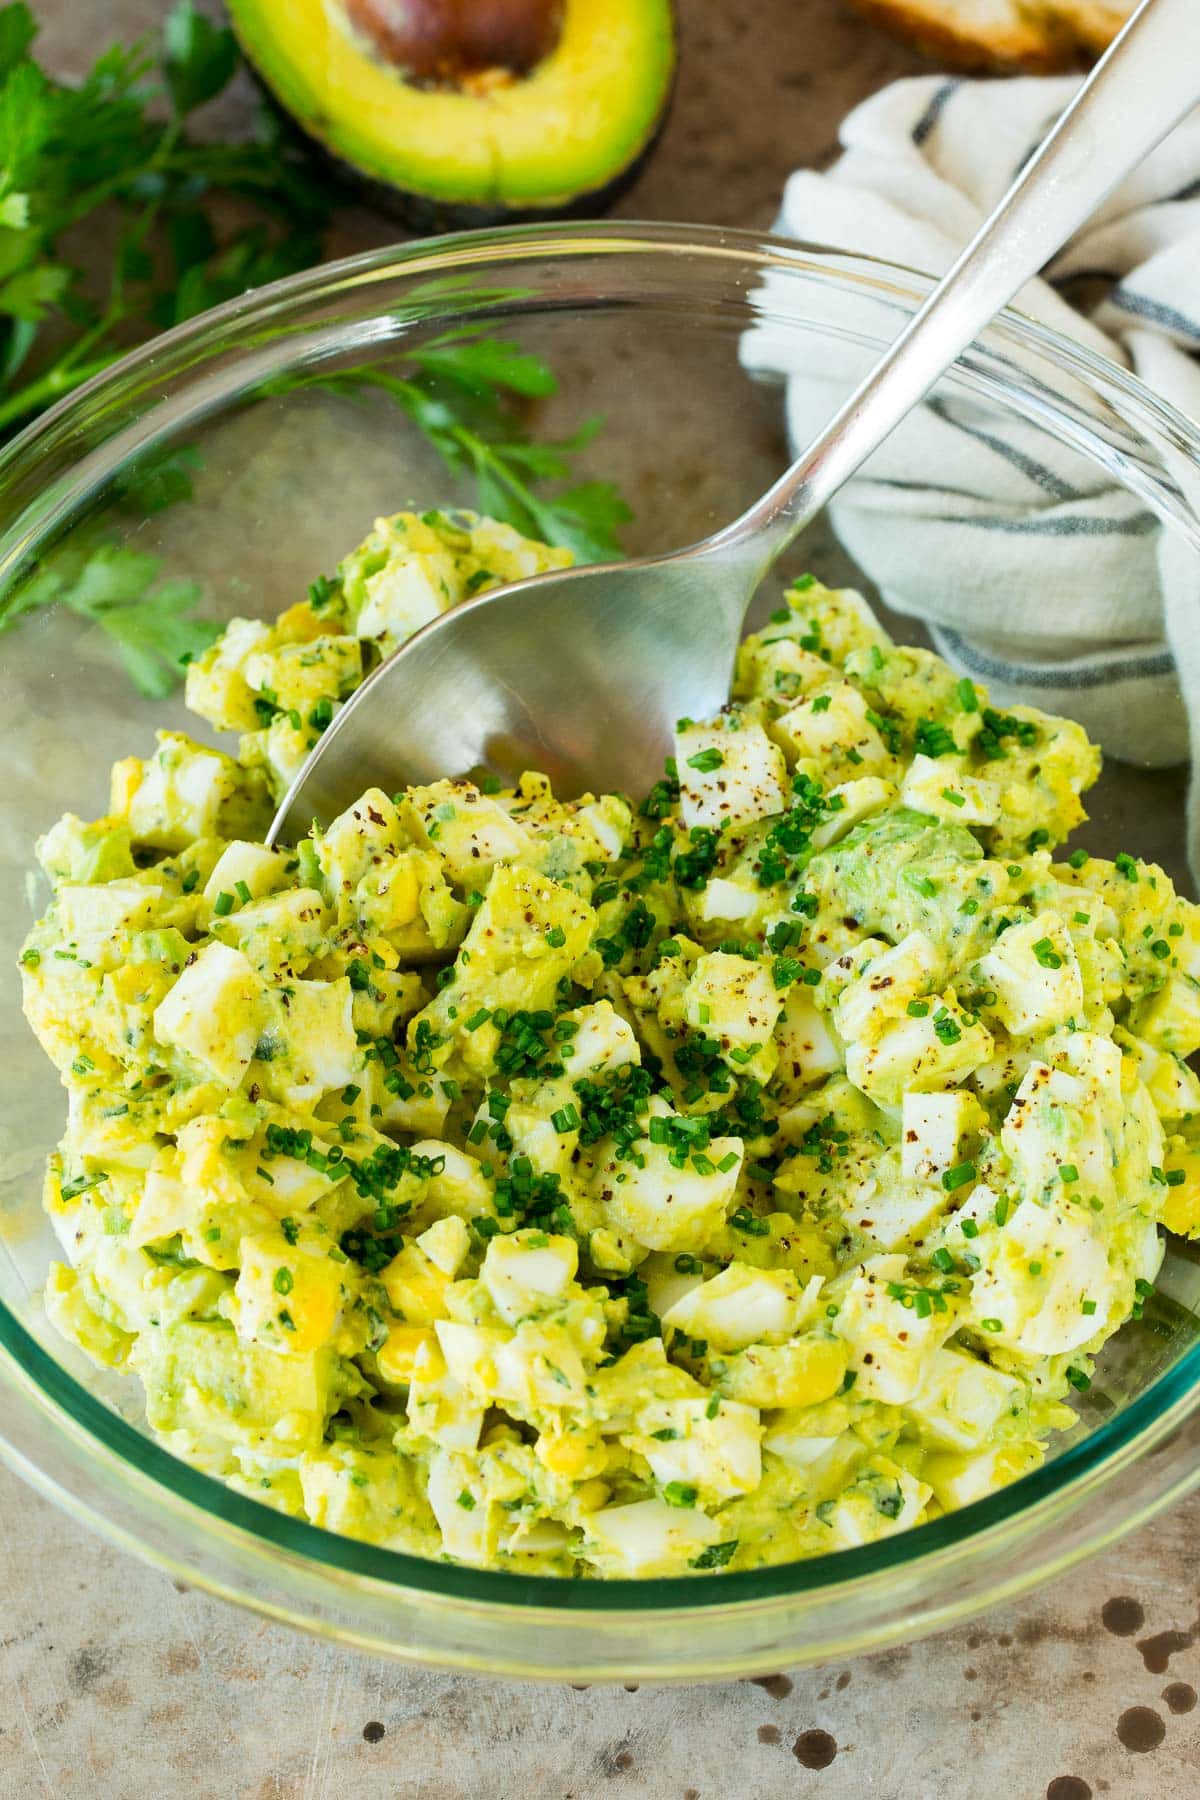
232 2 676 232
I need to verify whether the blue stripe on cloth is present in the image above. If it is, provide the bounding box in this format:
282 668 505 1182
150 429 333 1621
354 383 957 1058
1108 287 1200 345
926 397 1082 501
953 509 1159 538
911 80 959 146
868 476 1005 503
935 625 1175 691
1012 109 1061 180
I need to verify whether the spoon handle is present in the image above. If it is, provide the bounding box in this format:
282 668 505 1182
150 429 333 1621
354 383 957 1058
728 0 1200 567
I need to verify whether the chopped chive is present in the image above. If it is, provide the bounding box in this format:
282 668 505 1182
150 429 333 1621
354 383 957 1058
690 1541 738 1570
686 748 725 773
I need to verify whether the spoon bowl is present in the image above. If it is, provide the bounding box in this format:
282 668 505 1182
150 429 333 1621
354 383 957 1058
270 544 748 826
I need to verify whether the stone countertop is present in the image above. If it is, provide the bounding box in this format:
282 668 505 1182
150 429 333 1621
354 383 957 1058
3 3 1200 1796
3 1458 1199 1797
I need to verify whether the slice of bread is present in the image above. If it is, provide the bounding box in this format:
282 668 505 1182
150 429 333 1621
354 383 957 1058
847 0 1135 71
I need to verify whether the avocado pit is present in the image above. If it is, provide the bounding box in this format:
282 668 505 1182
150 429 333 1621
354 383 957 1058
345 0 564 85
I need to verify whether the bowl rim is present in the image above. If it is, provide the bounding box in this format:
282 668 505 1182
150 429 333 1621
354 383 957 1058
3 217 1200 1619
5 217 1200 509
4 1288 1200 1615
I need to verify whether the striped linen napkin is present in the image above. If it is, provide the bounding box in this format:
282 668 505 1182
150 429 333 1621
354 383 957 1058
741 75 1200 871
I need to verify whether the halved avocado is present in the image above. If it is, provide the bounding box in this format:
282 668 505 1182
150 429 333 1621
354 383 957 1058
227 0 677 227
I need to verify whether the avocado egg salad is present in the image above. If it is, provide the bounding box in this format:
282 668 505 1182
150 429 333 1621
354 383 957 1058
20 506 1200 1580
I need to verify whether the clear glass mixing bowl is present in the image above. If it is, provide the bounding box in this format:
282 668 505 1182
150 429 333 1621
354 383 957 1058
2 223 1200 1680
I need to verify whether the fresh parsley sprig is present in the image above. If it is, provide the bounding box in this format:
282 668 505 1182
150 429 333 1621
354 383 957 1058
0 1 328 434
4 538 219 698
277 334 632 566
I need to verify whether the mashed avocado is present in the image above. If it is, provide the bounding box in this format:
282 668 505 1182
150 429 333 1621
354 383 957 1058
20 509 1200 1578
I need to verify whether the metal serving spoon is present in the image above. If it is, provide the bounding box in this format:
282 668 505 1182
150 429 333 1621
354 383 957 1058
270 0 1200 844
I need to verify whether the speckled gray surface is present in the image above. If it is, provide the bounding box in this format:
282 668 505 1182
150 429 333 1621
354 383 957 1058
3 4 1200 1796
3 1456 1200 1797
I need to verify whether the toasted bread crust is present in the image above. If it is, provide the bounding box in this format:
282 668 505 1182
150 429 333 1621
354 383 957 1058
1062 1 1132 53
847 0 1133 72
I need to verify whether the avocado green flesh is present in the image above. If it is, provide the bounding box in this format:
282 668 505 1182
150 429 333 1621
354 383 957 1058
228 0 676 213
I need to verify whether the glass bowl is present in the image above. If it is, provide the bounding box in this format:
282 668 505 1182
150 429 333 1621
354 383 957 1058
2 222 1200 1681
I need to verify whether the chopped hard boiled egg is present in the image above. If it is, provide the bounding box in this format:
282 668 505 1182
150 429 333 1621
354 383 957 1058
22 519 1189 1581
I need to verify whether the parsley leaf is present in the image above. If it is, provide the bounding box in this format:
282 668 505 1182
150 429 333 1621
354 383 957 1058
409 330 558 399
161 3 238 116
287 344 632 567
0 1 329 438
10 540 219 696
